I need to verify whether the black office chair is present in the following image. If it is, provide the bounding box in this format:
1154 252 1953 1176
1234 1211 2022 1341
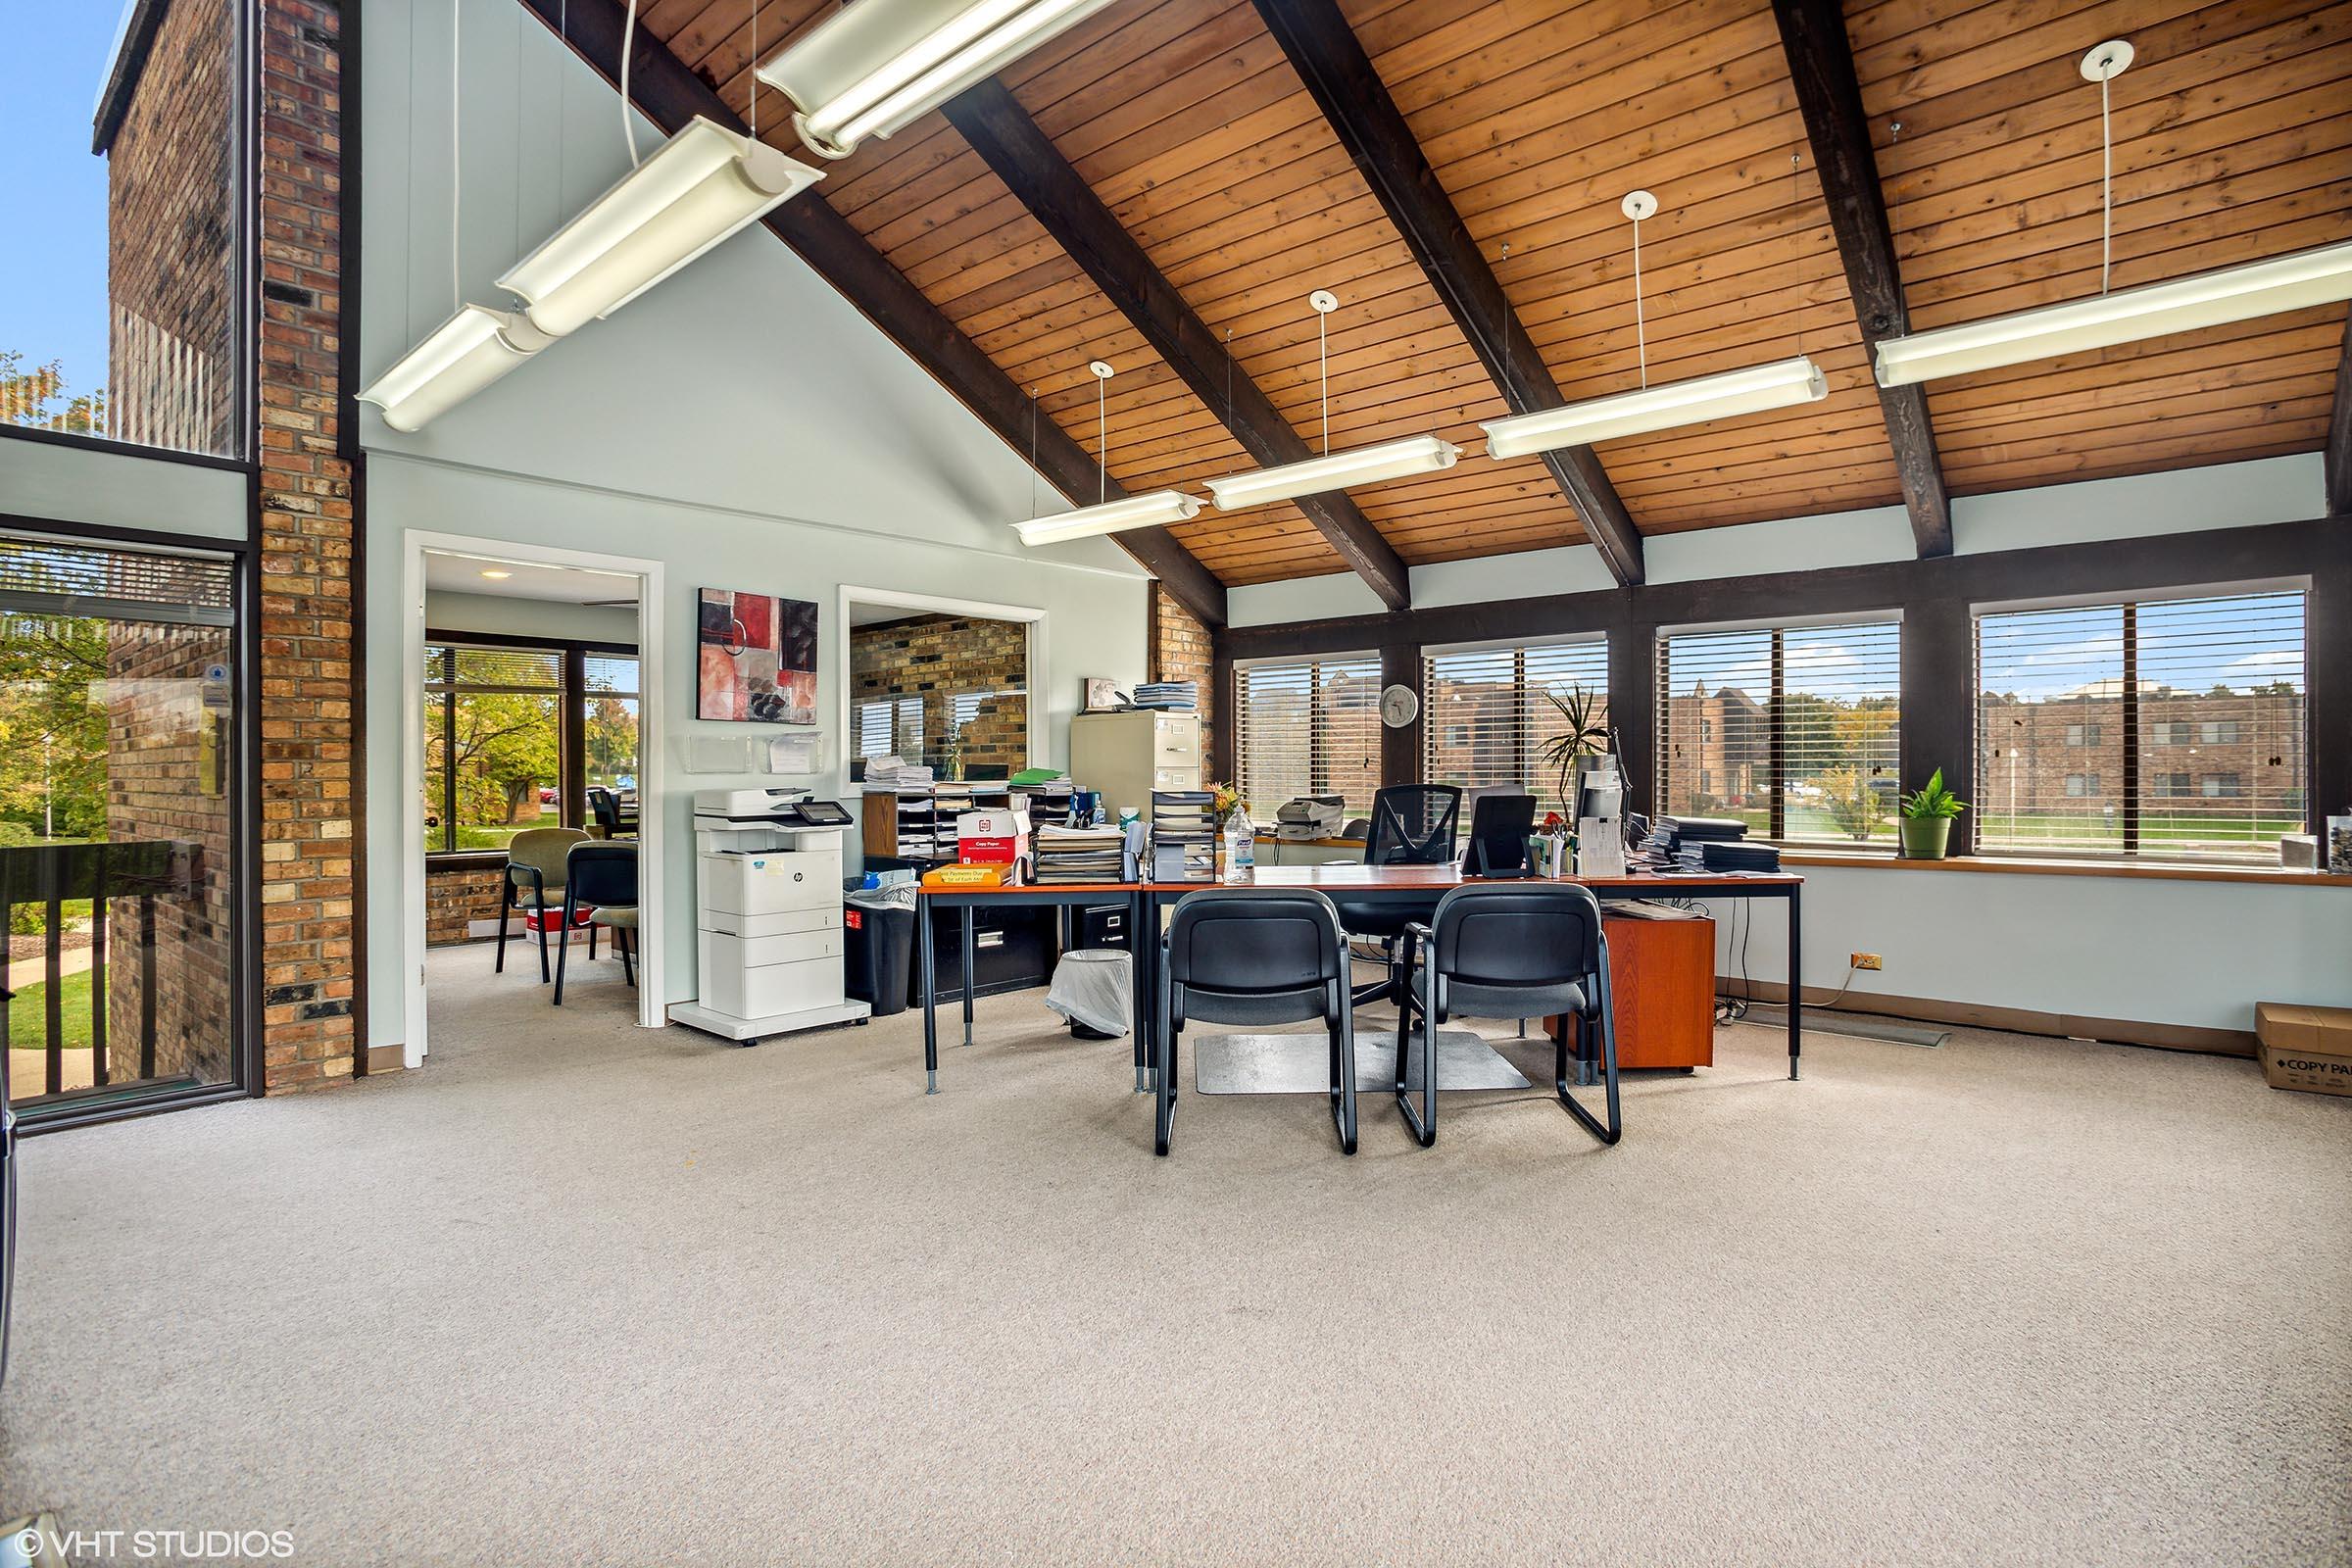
1398 882 1620 1149
587 787 626 838
1336 784 1461 1009
1156 889 1358 1157
553 842 640 1005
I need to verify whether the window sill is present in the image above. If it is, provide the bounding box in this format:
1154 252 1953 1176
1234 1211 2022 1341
426 852 510 872
1778 850 2352 888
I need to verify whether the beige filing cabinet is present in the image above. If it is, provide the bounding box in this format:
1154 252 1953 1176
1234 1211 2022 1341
1071 709 1201 820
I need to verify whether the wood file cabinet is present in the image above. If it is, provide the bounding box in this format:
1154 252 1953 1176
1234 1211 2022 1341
1551 912 1717 1070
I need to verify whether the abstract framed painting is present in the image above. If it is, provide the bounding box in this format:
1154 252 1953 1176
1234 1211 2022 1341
698 588 818 723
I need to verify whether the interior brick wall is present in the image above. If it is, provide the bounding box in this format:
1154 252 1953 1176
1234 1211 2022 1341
253 0 361 1089
103 0 237 453
851 615 1029 779
1152 586 1213 783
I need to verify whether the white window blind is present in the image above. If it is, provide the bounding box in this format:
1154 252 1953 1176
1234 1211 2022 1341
1656 618 1900 844
1233 654 1381 817
1422 638 1607 818
1976 590 2305 860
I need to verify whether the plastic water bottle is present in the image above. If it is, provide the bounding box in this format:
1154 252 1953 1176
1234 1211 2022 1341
1223 813 1254 881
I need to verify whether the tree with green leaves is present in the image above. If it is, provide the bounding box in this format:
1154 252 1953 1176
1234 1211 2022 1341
0 612 112 840
2 350 108 435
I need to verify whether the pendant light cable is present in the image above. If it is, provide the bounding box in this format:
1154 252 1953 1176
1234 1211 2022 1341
1097 369 1106 504
1028 385 1039 519
2098 70 2113 294
749 0 759 139
452 0 463 312
1632 211 1647 389
622 0 641 169
1317 305 1330 454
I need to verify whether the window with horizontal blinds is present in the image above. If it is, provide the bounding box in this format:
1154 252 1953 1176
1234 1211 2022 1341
1977 590 2306 861
1233 654 1381 818
1656 618 1901 844
1422 638 1607 818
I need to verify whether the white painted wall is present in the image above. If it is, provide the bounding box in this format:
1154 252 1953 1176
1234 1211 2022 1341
424 588 638 646
1224 453 2329 627
359 0 1151 1050
0 436 246 541
1692 868 2351 1036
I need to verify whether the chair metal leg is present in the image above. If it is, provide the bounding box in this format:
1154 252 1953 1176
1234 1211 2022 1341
618 928 635 988
1553 951 1622 1146
1331 996 1358 1155
495 885 512 973
590 922 599 961
1153 957 1178 1156
552 893 575 1005
1396 951 1436 1148
536 904 552 985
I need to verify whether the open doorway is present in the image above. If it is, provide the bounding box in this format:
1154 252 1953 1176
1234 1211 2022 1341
402 537 665 1068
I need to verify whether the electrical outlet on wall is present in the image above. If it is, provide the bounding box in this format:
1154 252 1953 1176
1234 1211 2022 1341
1850 952 1884 971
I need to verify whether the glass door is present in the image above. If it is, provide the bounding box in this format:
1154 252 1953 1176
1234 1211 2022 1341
0 530 246 1120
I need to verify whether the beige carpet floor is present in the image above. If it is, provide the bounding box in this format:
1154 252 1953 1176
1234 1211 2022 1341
2 944 2347 1566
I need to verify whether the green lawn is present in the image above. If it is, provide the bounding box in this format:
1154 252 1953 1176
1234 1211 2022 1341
6 967 97 1053
1696 805 2299 854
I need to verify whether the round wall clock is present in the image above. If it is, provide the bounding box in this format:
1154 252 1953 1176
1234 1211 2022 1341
1379 684 1419 728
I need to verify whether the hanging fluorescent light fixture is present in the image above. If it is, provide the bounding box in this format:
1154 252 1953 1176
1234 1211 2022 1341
758 0 1119 160
358 306 554 433
1874 44 2352 386
1204 291 1460 512
1484 357 1827 457
1015 360 1205 546
1016 490 1202 545
498 118 823 338
1204 434 1460 511
1873 238 2352 386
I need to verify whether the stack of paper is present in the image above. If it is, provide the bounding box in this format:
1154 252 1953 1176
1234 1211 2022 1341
864 756 935 789
1132 681 1197 711
1033 822 1128 884
1151 790 1217 883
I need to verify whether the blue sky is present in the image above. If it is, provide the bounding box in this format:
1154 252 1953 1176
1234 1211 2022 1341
1 4 128 401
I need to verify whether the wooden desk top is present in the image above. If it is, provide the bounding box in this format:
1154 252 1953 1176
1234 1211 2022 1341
919 865 1800 897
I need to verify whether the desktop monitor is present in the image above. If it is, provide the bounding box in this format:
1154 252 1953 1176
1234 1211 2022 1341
1463 792 1537 877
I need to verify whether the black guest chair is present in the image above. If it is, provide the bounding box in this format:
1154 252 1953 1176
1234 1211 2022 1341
1335 785 1460 1008
587 787 627 838
1397 881 1620 1149
553 842 640 1005
1156 889 1358 1157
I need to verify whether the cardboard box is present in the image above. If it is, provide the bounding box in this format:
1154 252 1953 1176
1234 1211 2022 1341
2254 1003 2352 1098
956 809 1030 875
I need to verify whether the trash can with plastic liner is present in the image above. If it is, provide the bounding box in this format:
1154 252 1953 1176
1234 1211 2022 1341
1045 949 1132 1040
843 883 915 1017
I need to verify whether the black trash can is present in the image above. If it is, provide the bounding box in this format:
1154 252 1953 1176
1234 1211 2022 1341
844 897 914 1017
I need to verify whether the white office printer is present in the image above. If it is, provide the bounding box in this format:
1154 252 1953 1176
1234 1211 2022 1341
1275 795 1348 841
666 789 870 1044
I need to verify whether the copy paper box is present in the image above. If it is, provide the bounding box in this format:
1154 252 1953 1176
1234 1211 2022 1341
956 809 1030 879
2254 1003 2352 1098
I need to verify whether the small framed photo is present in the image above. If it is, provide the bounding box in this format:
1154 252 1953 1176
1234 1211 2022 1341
2328 815 2352 873
1083 677 1119 712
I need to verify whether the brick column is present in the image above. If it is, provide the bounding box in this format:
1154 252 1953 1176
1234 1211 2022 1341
255 0 361 1088
1150 586 1214 782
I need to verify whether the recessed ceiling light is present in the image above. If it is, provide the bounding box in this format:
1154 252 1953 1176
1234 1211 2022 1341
479 569 512 580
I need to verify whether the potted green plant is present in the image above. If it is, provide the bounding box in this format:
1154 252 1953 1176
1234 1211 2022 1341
1898 768 1968 858
1535 683 1611 807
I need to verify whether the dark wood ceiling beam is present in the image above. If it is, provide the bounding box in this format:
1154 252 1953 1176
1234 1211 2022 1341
1773 0 1954 559
940 79 1413 610
1250 0 1646 589
2328 311 2352 517
511 0 1228 628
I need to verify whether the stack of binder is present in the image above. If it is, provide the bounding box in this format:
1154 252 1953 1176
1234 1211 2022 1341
1677 840 1782 873
1132 681 1198 711
1151 790 1217 882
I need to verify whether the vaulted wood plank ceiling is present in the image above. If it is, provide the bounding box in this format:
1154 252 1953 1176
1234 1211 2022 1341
623 0 2349 590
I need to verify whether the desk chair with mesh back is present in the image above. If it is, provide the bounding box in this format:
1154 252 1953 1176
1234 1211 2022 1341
553 842 640 1005
1397 882 1620 1148
1156 889 1358 1157
498 827 590 983
1335 785 1460 1009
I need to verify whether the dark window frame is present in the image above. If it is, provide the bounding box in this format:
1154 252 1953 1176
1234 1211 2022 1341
422 629 638 858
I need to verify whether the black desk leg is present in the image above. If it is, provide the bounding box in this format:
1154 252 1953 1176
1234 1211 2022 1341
1787 885 1802 1082
920 901 939 1095
1129 890 1149 1094
960 905 976 1049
